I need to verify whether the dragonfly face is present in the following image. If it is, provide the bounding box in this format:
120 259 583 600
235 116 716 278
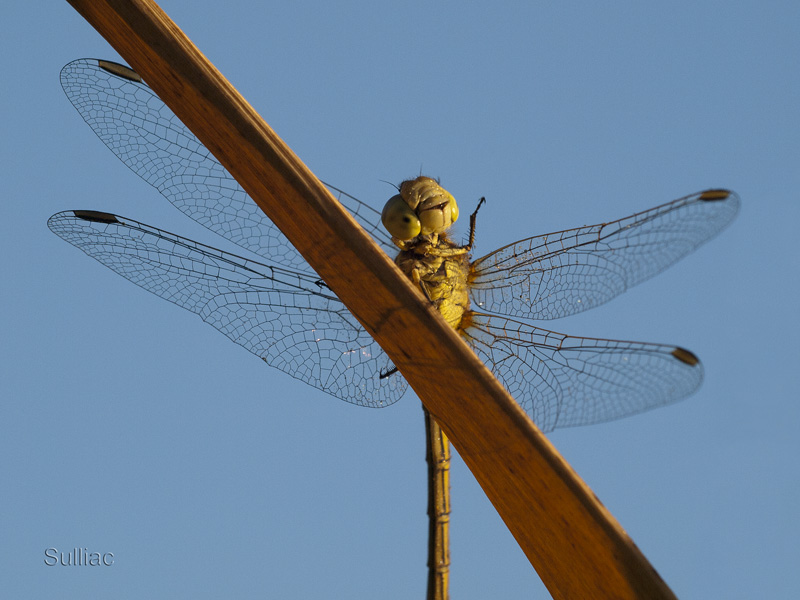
50 58 740 432
382 176 459 241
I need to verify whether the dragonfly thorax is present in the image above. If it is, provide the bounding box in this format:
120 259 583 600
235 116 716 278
394 232 471 330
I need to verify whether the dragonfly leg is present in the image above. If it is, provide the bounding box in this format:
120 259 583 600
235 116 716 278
466 197 486 250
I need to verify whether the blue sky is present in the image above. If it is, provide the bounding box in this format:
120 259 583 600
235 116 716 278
2 2 798 598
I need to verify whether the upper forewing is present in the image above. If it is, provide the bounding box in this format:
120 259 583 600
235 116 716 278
60 59 395 271
463 313 703 432
48 210 406 407
470 190 739 320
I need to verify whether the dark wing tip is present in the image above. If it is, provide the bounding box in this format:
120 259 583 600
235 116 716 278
73 210 121 224
699 189 733 202
97 59 142 83
671 346 700 366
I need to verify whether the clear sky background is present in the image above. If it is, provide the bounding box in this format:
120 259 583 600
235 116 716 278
2 2 798 598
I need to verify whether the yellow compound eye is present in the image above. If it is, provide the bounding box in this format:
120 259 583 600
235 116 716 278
448 194 459 224
418 192 459 235
381 194 421 240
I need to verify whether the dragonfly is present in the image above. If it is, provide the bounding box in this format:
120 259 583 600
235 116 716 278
49 58 739 598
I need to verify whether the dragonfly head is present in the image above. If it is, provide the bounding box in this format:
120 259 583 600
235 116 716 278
381 176 459 241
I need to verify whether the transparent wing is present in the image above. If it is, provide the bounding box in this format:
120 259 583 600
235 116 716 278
47 210 407 408
59 58 395 272
470 190 740 320
463 313 703 432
